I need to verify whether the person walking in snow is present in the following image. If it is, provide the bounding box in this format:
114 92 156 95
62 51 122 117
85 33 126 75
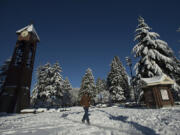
80 92 91 124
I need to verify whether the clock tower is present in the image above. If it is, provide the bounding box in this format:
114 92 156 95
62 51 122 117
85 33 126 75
0 24 40 113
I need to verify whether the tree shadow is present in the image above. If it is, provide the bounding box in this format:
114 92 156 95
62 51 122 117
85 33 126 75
98 110 159 135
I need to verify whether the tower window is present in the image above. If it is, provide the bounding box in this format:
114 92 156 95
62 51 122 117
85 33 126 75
26 47 33 68
14 43 24 66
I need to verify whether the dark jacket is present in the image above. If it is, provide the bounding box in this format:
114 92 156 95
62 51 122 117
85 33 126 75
80 94 91 107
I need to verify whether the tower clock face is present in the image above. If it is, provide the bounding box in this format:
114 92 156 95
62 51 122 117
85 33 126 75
21 30 29 37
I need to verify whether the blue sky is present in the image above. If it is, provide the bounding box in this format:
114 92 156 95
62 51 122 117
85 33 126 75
0 0 180 89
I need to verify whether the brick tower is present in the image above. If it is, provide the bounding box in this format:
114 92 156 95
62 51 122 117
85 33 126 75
0 24 40 113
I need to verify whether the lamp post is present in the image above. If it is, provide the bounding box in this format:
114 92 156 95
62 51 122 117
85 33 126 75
125 57 133 78
125 56 135 102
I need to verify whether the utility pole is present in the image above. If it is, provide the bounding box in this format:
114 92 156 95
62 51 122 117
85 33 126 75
125 56 135 102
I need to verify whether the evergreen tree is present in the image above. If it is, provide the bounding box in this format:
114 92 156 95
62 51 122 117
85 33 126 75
63 77 72 91
133 16 180 100
101 79 107 90
51 62 64 98
31 62 64 107
95 78 110 104
96 78 106 94
62 77 72 106
70 88 80 106
0 58 11 93
107 56 127 102
133 16 176 78
116 57 131 99
78 68 96 102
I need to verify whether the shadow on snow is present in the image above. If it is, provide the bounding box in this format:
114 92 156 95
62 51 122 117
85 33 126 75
97 110 159 135
61 112 139 135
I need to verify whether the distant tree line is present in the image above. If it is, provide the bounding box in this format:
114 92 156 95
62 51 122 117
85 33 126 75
30 55 131 108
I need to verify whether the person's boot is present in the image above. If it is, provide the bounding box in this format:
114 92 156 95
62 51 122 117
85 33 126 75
87 120 90 125
82 119 85 123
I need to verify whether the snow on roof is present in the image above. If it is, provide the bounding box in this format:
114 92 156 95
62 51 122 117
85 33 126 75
141 74 174 87
16 24 40 42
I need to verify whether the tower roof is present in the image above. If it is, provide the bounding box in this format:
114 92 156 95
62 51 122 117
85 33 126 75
16 24 40 42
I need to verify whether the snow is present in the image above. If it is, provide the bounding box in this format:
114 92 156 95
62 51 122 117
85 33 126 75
0 106 180 135
141 74 174 87
20 109 36 114
16 24 40 42
35 108 47 113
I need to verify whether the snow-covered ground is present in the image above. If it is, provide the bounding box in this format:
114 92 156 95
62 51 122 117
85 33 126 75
0 106 180 135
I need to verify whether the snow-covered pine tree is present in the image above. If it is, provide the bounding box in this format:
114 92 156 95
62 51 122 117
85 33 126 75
133 16 173 78
31 63 50 107
0 58 11 93
78 68 96 104
62 77 72 107
96 78 106 94
94 78 109 104
107 56 126 102
101 79 107 90
133 16 180 100
63 77 72 91
70 88 80 106
116 57 131 100
31 62 64 107
51 62 64 100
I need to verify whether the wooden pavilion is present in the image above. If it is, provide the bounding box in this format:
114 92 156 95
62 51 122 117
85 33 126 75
141 74 174 108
